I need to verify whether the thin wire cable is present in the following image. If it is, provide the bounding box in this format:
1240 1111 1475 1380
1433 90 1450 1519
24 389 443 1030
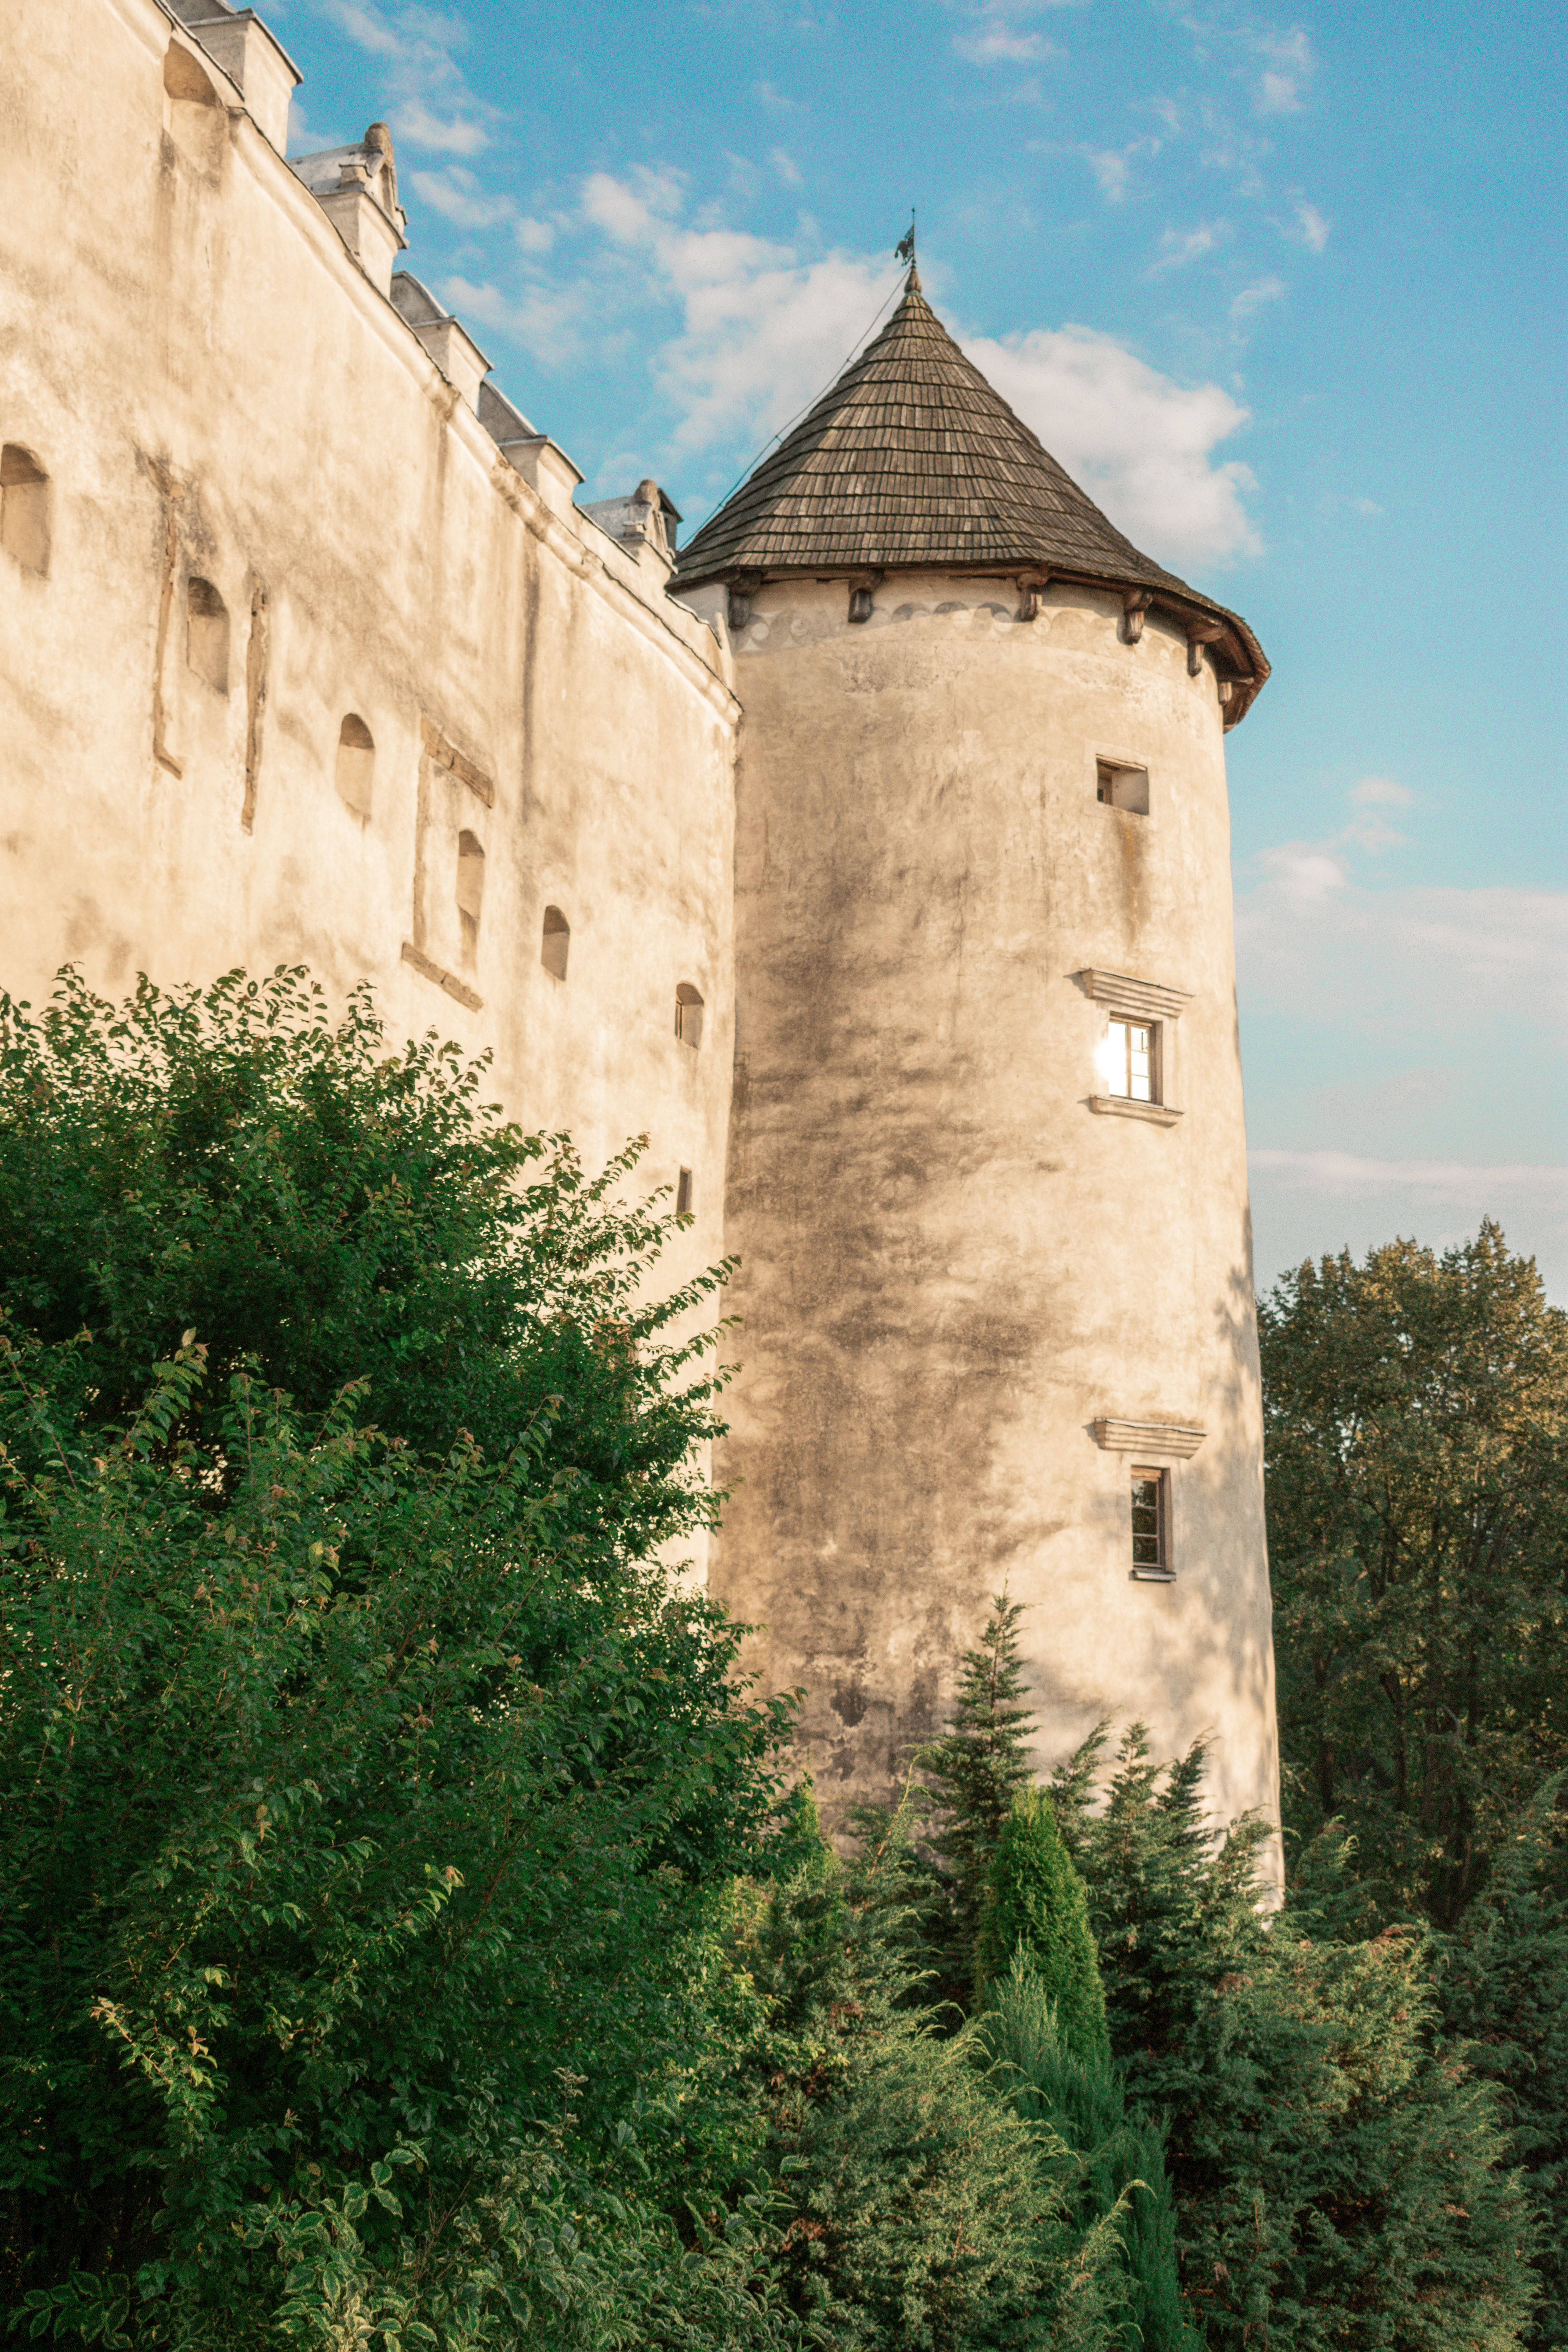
686 268 909 540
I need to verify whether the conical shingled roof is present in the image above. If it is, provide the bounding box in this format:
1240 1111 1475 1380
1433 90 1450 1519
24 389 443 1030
675 276 1266 722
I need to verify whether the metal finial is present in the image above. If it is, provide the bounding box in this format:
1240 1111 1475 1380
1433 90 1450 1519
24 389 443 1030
895 208 918 289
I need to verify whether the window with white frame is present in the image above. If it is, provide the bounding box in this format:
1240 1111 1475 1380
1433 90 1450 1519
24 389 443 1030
1130 1467 1170 1579
1105 1018 1156 1104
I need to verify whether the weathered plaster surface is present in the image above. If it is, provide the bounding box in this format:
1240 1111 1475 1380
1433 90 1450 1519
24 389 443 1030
0 0 1279 1863
708 575 1281 1882
0 0 737 1575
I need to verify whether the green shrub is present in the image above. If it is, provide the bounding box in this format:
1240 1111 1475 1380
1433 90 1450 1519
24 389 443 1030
977 1791 1108 2065
982 1955 1195 2352
732 1795 1125 2352
1053 1725 1541 2350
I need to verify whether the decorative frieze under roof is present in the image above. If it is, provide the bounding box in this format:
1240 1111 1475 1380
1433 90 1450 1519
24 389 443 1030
675 272 1267 724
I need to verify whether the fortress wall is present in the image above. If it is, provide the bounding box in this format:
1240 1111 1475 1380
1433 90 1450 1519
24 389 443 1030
0 0 739 1528
711 573 1280 1874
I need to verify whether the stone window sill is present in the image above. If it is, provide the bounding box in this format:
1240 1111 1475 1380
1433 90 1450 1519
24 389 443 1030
1131 1568 1177 1584
1088 1094 1182 1127
401 939 483 1012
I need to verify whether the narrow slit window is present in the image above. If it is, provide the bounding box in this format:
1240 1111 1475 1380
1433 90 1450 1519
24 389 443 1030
676 1167 694 1216
541 905 570 980
1131 1468 1170 1579
675 983 704 1049
456 829 485 936
1107 1018 1156 1103
186 577 230 693
1 445 50 576
1096 760 1150 815
335 714 375 816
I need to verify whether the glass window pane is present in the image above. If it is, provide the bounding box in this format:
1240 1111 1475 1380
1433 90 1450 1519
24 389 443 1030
1108 1020 1129 1095
1131 1474 1164 1571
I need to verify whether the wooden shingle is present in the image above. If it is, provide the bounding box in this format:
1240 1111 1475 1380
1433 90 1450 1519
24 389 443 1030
675 276 1267 721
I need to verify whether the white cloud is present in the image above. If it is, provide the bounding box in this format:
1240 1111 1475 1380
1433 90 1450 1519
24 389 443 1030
456 171 1264 565
1087 147 1134 202
580 171 896 455
1230 273 1285 319
1152 222 1223 272
1347 776 1413 807
314 0 492 156
771 146 803 186
515 216 555 256
964 324 1261 564
950 0 1080 60
1294 199 1330 250
1237 867 1568 1033
1247 1155 1568 1303
409 165 511 229
1253 26 1314 113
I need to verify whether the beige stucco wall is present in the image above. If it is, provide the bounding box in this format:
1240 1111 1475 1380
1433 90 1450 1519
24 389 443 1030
706 572 1281 1878
0 0 738 1572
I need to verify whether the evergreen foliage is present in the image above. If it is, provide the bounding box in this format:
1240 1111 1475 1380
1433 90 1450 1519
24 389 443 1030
1053 1723 1541 2350
982 1956 1194 2352
976 1791 1109 2066
1259 1223 1568 1927
920 1593 1036 1975
1434 1784 1568 2349
732 1793 1125 2352
2 978 1559 2350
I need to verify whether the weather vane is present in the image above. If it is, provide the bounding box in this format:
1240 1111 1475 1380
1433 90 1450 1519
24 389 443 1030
895 209 916 268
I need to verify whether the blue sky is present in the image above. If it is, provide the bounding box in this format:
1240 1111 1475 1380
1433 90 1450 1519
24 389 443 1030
270 0 1566 1298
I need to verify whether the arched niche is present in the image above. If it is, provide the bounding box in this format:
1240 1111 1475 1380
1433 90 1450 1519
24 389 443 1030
675 982 704 1049
186 577 230 693
541 905 570 980
335 714 375 817
1 445 49 576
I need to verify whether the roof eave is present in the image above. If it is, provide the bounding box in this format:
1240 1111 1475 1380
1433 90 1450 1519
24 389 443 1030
675 553 1269 727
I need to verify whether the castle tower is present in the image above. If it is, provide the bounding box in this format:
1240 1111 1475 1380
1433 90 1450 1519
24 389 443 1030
676 275 1281 1869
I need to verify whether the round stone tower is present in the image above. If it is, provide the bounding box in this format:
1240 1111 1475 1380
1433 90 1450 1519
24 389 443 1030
677 272 1279 1873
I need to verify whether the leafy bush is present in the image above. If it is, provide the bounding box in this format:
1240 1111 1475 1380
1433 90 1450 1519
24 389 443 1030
0 968 798 2348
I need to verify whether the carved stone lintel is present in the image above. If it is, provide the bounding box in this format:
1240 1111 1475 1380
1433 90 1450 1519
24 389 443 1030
1122 590 1153 645
1186 617 1225 676
1092 1416 1206 1457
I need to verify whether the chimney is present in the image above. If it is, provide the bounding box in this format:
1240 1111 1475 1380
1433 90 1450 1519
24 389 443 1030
390 273 491 413
167 1 301 150
290 124 408 299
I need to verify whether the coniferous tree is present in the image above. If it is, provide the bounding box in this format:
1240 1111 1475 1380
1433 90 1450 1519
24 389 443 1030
983 1953 1196 2352
734 1792 1125 2351
976 1789 1109 2065
1052 1723 1540 2350
922 1593 1037 1974
1436 1783 1568 2350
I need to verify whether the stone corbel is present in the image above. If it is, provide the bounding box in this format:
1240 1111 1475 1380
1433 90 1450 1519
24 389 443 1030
1185 617 1226 677
1016 568 1051 623
726 572 762 632
1121 590 1153 645
847 569 884 624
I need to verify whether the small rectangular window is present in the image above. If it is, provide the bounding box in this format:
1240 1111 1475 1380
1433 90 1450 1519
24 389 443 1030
1130 1468 1171 1579
676 1167 694 1216
1096 760 1150 815
1107 1018 1156 1103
